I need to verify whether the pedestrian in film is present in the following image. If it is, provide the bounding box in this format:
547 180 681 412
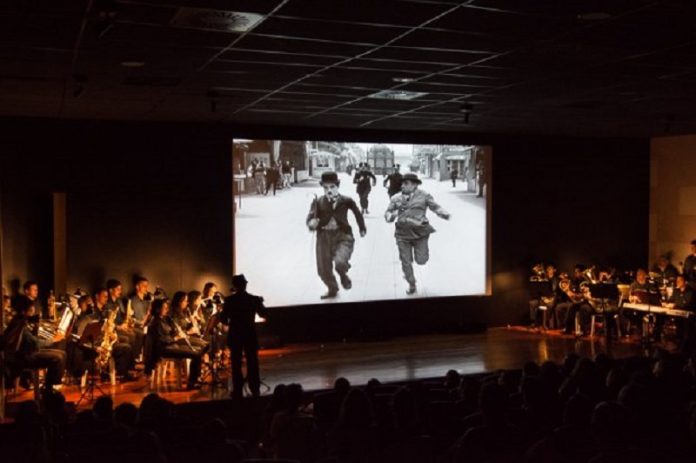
307 171 366 300
385 172 450 295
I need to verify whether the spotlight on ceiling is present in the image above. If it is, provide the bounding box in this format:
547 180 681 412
392 77 415 83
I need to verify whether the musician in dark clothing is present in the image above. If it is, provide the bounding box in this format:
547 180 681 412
683 240 696 288
651 255 679 286
561 265 593 335
383 164 403 197
529 264 559 329
78 289 135 379
105 279 143 356
146 298 204 390
307 171 366 299
664 275 695 347
3 298 66 388
220 275 268 399
353 163 377 214
17 280 45 319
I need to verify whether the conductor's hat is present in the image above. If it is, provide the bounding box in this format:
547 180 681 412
232 274 248 288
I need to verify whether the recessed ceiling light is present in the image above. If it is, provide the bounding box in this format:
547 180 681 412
577 12 611 21
120 61 145 68
368 89 427 100
392 77 415 83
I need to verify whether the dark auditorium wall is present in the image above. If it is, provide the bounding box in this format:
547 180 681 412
0 118 649 339
0 120 233 299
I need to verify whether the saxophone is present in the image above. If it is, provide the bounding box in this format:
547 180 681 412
96 308 118 371
125 298 135 328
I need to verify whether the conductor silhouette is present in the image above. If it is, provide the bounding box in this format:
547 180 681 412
221 274 268 399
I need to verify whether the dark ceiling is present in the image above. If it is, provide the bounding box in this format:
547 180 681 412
2 0 696 136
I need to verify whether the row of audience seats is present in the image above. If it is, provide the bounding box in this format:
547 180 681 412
2 349 696 463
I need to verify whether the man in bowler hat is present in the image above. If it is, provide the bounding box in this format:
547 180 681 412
385 173 450 295
307 171 366 299
221 274 268 398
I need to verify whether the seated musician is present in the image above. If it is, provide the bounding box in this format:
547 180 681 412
129 276 151 328
105 279 144 358
562 265 594 335
3 297 66 390
651 255 678 287
663 274 694 342
188 290 206 326
146 298 205 390
170 291 209 351
15 280 45 319
79 289 136 380
683 240 696 288
529 263 559 329
624 268 660 338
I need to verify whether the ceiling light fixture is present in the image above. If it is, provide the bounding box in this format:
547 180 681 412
460 102 473 124
120 61 145 68
368 89 427 100
392 77 415 83
577 11 611 21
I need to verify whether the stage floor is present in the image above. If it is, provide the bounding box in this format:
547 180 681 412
6 327 661 411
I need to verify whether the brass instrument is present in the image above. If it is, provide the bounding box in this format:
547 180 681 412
96 307 118 371
125 298 135 329
584 266 597 284
530 263 547 281
559 275 584 303
47 290 57 321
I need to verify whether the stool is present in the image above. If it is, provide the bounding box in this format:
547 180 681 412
590 312 622 338
151 358 188 390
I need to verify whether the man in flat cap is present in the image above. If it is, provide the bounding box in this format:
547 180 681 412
385 173 450 295
307 171 366 299
221 274 268 399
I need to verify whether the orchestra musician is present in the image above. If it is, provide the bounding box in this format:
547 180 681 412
170 291 209 351
105 279 144 357
129 276 151 328
651 255 678 286
663 274 695 349
147 298 205 390
220 274 268 399
682 240 696 288
3 297 66 390
561 265 593 335
528 263 559 329
81 289 136 380
16 280 45 319
623 268 655 338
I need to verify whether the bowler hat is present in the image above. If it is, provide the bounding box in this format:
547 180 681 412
231 274 248 288
320 171 339 185
402 172 422 184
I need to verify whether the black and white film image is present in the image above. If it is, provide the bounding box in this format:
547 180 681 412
233 140 490 307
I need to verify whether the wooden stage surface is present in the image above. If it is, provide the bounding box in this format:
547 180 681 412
6 327 663 411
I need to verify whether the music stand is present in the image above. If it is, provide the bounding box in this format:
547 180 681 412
76 322 107 407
